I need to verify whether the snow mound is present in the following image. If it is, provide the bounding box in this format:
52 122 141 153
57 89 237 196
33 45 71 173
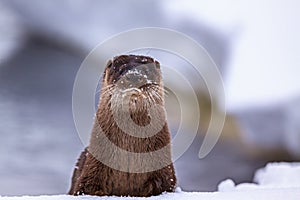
218 162 300 192
254 162 300 187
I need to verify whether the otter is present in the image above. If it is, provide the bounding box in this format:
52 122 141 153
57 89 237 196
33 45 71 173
69 55 176 197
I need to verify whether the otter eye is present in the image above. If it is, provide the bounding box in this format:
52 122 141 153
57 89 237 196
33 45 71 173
119 66 127 76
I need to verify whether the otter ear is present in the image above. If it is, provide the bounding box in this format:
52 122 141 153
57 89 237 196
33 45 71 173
106 59 113 69
155 60 160 69
103 59 112 80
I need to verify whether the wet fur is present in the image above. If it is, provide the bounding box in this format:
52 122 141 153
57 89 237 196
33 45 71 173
69 55 176 197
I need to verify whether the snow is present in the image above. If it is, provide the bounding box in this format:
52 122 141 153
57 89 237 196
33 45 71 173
0 189 299 200
219 162 300 191
1 162 299 200
254 162 300 188
0 188 299 200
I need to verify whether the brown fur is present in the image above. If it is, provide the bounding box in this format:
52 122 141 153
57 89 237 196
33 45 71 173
69 55 176 197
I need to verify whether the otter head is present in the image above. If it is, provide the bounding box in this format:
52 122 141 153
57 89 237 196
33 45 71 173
101 55 164 115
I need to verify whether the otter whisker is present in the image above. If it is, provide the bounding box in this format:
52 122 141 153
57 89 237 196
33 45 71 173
96 84 114 95
149 86 163 100
163 87 170 95
146 90 156 106
100 85 115 96
147 90 163 105
101 88 115 97
101 84 114 91
149 84 164 94
152 92 163 103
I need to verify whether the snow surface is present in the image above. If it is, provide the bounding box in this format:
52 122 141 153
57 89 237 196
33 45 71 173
1 162 299 200
0 189 299 200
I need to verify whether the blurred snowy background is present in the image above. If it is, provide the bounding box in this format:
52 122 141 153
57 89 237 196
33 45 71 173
0 0 299 196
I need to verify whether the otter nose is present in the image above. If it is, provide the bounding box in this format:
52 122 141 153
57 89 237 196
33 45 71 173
126 73 144 83
124 73 147 88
